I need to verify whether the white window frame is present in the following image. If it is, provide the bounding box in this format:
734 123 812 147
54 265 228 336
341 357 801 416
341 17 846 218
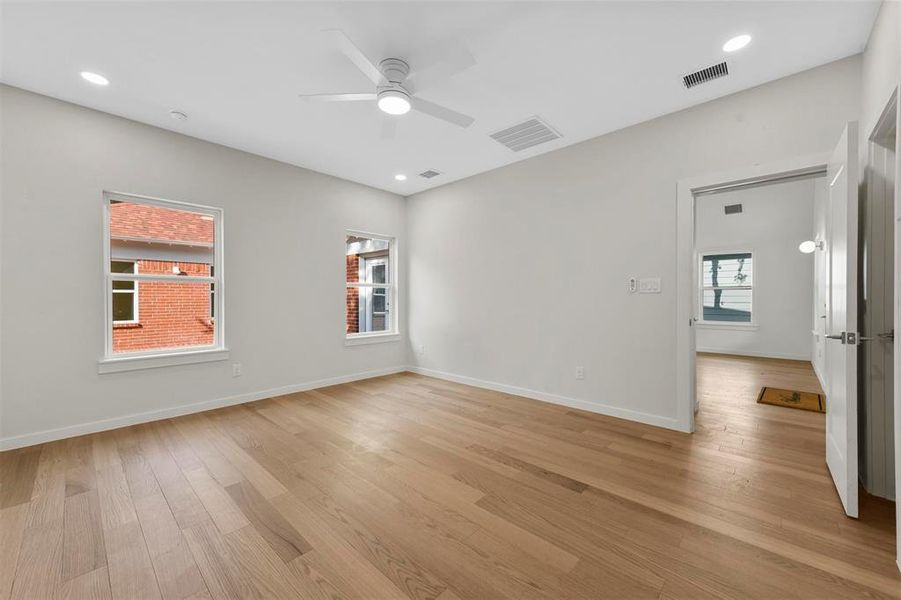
696 249 758 330
99 191 228 373
111 260 139 324
345 230 399 345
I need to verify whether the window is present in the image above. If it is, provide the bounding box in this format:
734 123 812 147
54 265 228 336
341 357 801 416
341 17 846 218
111 260 138 323
700 252 753 323
101 192 225 371
346 232 396 339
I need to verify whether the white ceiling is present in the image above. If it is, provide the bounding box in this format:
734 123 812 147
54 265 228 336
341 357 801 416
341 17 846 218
0 1 880 195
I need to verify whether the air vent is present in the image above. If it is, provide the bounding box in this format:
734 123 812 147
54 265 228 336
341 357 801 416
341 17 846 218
683 61 729 89
724 203 743 215
489 116 561 152
419 169 442 179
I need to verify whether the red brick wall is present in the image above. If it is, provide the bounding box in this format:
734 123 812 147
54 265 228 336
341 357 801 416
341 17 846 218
113 260 214 352
346 254 359 334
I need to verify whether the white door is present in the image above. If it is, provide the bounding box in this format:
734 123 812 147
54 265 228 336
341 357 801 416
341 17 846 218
825 121 860 518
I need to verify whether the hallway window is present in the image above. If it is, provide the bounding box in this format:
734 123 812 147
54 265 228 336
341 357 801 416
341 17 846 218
700 252 753 323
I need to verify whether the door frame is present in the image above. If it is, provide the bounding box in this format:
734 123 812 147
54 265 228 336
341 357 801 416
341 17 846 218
873 84 901 572
676 153 830 433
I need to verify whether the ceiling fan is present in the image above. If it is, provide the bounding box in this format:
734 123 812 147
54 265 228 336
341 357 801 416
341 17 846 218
300 30 476 137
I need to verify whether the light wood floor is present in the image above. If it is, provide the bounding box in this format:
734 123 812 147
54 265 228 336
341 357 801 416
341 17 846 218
2 354 899 599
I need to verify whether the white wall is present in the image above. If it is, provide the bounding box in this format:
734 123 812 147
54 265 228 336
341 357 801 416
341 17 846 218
406 56 861 430
694 177 820 360
0 84 407 447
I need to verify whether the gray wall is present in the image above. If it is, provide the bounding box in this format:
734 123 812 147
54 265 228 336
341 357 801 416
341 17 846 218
407 56 861 429
0 85 408 445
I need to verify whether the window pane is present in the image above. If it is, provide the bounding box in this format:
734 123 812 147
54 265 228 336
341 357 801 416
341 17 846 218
112 281 214 353
112 291 135 321
372 289 386 313
112 280 135 290
702 253 752 287
110 201 214 278
111 260 135 274
703 288 752 322
346 234 390 286
346 286 390 334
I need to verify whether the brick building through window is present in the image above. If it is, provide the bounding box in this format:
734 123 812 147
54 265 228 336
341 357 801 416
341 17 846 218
109 201 215 353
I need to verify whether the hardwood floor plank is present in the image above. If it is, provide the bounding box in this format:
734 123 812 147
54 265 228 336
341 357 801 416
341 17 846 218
104 520 162 600
224 480 312 563
57 567 112 600
10 522 63 600
133 492 208 600
62 490 107 583
0 504 29 600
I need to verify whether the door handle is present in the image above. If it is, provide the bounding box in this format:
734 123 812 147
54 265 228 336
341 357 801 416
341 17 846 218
878 331 894 341
826 333 844 341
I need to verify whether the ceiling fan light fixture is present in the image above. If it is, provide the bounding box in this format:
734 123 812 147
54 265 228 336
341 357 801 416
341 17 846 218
377 89 411 116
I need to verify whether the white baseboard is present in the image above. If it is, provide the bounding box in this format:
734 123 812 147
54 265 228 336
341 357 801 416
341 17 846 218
695 348 812 362
408 366 684 432
0 366 406 451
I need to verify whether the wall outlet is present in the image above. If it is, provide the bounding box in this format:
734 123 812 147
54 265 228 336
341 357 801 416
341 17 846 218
575 366 585 380
628 277 637 293
232 363 242 377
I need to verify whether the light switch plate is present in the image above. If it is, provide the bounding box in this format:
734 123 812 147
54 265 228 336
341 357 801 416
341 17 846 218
638 277 661 294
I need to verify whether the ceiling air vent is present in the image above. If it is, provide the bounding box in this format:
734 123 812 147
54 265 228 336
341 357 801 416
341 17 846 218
683 61 729 89
419 169 442 179
489 116 561 152
724 203 743 215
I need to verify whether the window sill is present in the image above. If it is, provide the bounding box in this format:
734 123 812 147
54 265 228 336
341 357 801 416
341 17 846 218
98 347 229 374
113 322 142 329
345 332 401 346
695 322 759 332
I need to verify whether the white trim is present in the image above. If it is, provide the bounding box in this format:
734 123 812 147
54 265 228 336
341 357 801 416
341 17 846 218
694 322 759 331
408 366 686 432
0 365 407 450
103 190 225 363
98 347 230 374
345 332 401 346
345 229 399 339
696 348 812 361
677 153 831 434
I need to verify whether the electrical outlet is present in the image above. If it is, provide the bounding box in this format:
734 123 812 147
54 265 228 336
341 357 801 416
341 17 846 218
575 366 585 380
232 363 242 377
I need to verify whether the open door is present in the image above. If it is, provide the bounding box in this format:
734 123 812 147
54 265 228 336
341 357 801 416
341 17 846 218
825 121 860 517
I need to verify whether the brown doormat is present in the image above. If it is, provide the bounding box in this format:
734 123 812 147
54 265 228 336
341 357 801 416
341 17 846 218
757 387 825 413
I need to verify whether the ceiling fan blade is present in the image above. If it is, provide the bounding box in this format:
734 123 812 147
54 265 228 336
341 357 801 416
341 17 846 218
380 118 397 140
407 48 476 94
412 97 475 129
298 93 376 102
324 29 383 86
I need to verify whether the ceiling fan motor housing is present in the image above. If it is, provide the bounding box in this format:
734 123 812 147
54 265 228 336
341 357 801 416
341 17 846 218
379 58 410 84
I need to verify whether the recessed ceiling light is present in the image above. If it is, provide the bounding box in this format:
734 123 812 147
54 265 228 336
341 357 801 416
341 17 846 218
378 89 411 116
169 110 188 121
722 34 751 53
394 174 407 181
80 71 109 86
